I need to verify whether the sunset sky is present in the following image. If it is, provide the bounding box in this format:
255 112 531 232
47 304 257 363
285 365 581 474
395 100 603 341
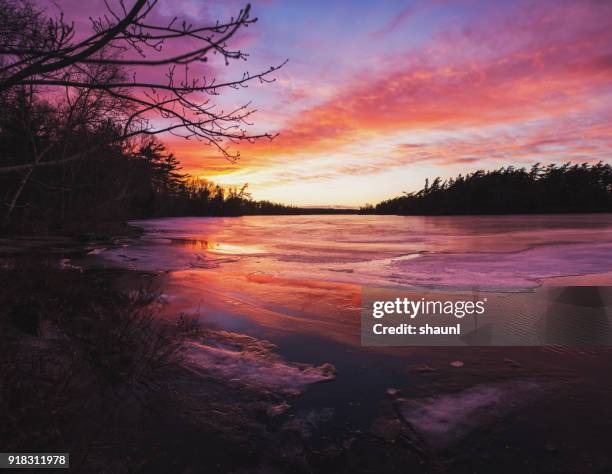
57 0 612 207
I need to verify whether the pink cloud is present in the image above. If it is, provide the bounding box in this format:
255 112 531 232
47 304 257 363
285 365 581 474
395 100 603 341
218 0 612 164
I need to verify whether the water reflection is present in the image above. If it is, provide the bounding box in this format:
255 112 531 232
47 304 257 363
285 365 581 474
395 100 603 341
93 214 612 347
170 238 265 255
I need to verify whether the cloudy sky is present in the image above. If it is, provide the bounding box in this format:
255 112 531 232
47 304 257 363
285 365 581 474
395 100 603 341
54 0 612 206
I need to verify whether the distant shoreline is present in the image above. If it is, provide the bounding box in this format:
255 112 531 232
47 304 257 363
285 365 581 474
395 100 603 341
151 209 612 217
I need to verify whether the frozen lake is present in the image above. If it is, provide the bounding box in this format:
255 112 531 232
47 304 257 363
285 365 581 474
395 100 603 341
85 214 612 469
99 213 612 291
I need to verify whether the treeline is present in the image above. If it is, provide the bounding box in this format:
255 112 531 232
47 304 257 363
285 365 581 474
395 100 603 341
363 163 612 215
0 92 299 233
126 142 300 219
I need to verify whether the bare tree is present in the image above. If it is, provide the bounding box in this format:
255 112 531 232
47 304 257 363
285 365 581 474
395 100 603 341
0 0 285 171
0 0 284 225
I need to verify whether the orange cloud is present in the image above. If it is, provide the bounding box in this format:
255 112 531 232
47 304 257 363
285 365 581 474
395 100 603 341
166 0 612 204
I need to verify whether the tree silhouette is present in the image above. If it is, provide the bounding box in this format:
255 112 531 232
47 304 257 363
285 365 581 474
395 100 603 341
0 0 285 227
364 163 612 215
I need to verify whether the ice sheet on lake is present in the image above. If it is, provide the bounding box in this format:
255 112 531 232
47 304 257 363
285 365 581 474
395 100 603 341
92 215 612 290
388 242 612 290
183 330 336 395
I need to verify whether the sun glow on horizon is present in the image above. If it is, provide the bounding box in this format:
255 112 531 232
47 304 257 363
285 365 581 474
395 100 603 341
159 0 612 207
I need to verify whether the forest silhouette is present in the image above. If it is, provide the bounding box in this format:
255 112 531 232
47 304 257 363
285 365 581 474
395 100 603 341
363 162 612 215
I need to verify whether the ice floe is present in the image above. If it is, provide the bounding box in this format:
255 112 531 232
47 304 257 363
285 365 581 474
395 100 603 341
183 330 336 395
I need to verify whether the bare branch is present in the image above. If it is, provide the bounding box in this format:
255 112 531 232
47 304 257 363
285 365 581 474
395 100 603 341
0 0 285 174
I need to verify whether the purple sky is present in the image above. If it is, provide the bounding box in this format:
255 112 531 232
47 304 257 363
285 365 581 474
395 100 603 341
45 0 612 206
